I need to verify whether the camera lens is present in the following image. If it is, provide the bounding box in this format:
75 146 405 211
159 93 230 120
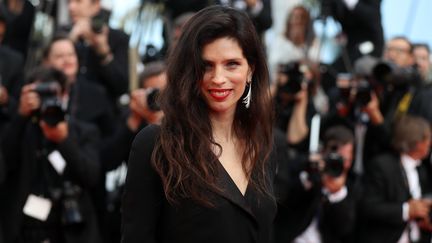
323 152 344 178
40 99 65 126
146 88 161 111
279 62 304 94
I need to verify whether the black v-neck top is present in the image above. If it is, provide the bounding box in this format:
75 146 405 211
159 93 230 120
121 124 277 243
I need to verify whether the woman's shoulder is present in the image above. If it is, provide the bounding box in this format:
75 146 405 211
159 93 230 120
128 125 160 177
133 124 161 146
128 124 161 167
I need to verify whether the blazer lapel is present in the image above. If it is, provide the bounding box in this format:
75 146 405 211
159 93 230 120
214 163 257 223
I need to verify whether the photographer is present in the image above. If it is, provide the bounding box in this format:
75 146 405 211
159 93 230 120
216 0 272 37
324 0 384 73
358 115 432 243
101 61 166 173
99 61 166 243
274 61 326 154
413 43 432 85
0 0 35 60
268 5 320 85
42 34 115 139
274 125 359 243
0 9 24 133
360 36 427 164
66 0 129 102
0 67 102 243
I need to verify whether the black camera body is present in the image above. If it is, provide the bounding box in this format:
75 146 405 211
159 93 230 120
146 88 161 111
61 181 84 227
49 181 84 227
372 61 421 90
353 79 372 108
336 76 372 109
307 152 344 178
34 82 65 126
142 44 164 64
322 152 345 178
278 62 305 94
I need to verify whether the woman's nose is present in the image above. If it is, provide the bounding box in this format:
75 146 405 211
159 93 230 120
211 66 226 84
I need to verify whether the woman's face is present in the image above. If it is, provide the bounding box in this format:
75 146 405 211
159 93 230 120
289 8 308 27
44 39 79 81
200 37 252 116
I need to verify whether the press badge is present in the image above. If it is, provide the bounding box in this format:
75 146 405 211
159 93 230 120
23 194 52 221
48 150 66 175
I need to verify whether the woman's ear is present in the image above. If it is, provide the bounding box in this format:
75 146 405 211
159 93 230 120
248 66 255 83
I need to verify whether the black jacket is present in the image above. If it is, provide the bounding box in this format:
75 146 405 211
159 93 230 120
274 157 358 243
68 78 116 139
76 28 129 99
0 115 102 243
121 125 278 243
0 46 23 132
358 152 432 243
329 0 384 60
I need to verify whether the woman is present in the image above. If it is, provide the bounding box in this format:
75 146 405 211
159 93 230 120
122 5 276 243
268 5 320 84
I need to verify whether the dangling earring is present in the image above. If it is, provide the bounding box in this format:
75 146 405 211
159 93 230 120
242 77 252 109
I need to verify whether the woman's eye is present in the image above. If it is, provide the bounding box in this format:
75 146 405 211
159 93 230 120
204 63 213 70
227 62 239 68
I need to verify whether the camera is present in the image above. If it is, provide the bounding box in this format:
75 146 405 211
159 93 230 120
49 181 84 227
372 61 422 90
34 82 65 126
142 44 164 64
91 10 110 34
61 181 84 227
322 152 344 178
336 74 372 109
353 79 372 108
278 62 306 94
307 152 344 178
146 88 161 111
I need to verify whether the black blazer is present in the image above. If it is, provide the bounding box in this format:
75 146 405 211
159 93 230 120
121 125 278 243
358 152 432 243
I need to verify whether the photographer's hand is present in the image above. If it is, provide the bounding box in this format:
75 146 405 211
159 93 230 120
18 84 40 117
39 120 69 143
408 199 431 221
129 89 163 126
0 86 9 105
88 26 112 64
363 91 383 125
69 18 92 43
70 19 112 65
287 86 309 144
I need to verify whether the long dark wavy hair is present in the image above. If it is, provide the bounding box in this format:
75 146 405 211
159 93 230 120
152 5 274 206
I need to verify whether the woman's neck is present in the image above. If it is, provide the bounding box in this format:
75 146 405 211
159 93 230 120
210 111 235 143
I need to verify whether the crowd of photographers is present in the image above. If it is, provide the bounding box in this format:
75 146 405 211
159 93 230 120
1 0 432 243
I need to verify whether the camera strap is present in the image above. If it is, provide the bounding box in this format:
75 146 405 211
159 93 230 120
394 89 414 120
